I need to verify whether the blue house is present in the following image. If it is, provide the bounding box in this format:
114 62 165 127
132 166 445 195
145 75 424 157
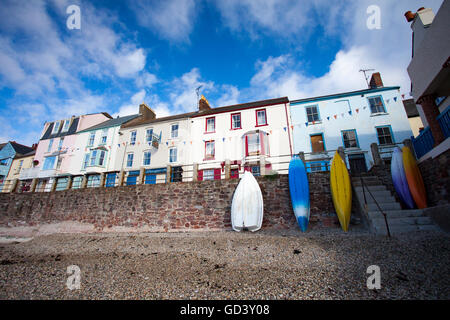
289 73 414 174
0 141 35 191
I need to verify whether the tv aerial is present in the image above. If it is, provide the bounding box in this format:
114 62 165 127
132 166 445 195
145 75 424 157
359 68 375 87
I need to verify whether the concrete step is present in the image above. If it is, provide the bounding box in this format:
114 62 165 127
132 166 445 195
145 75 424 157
367 202 401 211
372 216 434 227
367 209 425 220
354 185 388 192
356 190 393 200
373 223 441 236
357 194 396 204
352 180 383 187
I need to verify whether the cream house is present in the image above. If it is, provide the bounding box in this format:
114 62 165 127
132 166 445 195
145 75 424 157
189 96 293 180
114 103 194 185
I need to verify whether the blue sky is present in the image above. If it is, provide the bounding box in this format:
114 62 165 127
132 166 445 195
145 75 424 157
0 0 444 145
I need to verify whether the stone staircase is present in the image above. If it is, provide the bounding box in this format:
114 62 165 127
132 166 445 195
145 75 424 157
352 175 441 235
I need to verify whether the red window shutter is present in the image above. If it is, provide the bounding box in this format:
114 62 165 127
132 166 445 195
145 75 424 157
198 169 203 181
214 168 221 180
245 135 248 156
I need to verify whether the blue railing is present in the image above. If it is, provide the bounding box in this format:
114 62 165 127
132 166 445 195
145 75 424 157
437 105 450 139
412 127 434 159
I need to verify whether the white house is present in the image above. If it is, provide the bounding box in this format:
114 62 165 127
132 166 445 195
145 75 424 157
69 114 139 188
115 103 194 185
289 73 414 174
189 96 293 179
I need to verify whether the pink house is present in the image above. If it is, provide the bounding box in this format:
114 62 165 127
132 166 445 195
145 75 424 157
20 112 112 192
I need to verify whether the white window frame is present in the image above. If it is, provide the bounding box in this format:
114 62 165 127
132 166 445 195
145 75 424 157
130 131 137 145
169 148 177 163
143 150 151 166
100 129 108 145
171 124 179 138
47 139 54 153
62 119 71 132
146 128 154 144
126 153 134 167
52 121 61 134
88 132 95 146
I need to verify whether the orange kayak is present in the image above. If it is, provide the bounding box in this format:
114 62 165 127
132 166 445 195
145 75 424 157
402 146 427 208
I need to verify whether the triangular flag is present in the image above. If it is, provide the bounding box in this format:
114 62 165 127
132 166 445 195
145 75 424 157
341 113 344 117
356 108 359 113
348 111 352 115
190 141 192 144
327 116 330 120
402 94 405 99
363 106 367 110
312 121 315 125
305 122 309 127
166 142 168 146
394 97 397 102
222 138 225 142
290 125 293 129
334 115 337 119
283 127 286 131
386 99 390 103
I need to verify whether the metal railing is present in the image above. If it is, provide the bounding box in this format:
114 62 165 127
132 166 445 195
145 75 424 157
437 105 450 139
411 127 434 159
359 176 391 237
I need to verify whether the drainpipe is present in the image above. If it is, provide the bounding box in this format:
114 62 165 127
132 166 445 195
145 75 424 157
284 103 293 156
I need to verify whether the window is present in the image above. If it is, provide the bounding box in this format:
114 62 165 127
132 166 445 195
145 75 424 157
72 176 82 189
247 133 260 155
52 121 61 134
43 156 56 170
87 175 100 188
18 160 24 172
251 166 260 176
231 113 241 129
205 141 215 160
126 171 140 186
368 96 386 114
98 150 106 166
82 154 90 170
310 134 325 152
58 138 64 151
130 131 136 145
0 159 8 166
47 139 54 152
169 148 177 163
55 177 68 191
376 126 394 145
146 128 154 144
100 129 108 145
62 119 70 132
206 117 215 133
198 168 221 181
126 153 134 167
143 151 151 166
90 150 97 166
306 161 329 173
342 130 359 148
171 124 179 138
256 109 267 126
106 173 117 187
88 132 95 146
306 105 320 123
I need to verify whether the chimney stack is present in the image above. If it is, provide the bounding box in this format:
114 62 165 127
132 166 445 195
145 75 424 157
139 103 156 120
369 72 384 89
198 95 211 111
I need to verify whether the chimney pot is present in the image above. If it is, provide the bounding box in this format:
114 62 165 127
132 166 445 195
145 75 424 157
369 72 384 89
404 11 416 22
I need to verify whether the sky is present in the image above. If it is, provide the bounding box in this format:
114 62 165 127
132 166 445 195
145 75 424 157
0 0 444 146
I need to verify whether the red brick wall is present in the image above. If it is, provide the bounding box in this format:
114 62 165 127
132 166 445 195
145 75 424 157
0 173 338 232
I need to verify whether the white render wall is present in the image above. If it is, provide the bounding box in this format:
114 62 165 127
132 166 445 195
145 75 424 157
70 125 122 175
290 88 414 169
114 118 192 173
189 102 293 172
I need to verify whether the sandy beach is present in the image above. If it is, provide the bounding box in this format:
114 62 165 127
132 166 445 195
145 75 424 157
0 228 449 300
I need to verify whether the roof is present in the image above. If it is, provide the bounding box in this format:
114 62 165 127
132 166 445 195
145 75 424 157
9 141 35 156
13 150 36 159
402 99 420 118
79 114 139 133
41 117 80 140
0 143 6 150
290 86 400 105
121 97 289 128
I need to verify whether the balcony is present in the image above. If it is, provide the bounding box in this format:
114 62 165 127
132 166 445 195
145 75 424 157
19 167 61 180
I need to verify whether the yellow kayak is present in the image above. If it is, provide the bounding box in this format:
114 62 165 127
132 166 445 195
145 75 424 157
402 146 427 209
330 152 352 232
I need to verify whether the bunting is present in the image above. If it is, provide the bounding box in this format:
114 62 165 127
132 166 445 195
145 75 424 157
394 97 397 102
327 116 330 120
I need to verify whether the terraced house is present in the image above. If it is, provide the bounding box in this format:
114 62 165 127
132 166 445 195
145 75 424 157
20 113 112 192
0 141 35 192
289 73 413 174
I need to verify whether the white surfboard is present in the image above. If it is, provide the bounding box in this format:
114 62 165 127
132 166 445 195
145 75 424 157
231 171 264 232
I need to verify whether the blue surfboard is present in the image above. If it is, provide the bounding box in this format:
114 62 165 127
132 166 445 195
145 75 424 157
288 155 310 232
391 147 415 209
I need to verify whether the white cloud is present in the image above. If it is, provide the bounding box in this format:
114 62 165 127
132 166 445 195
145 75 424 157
135 72 158 88
131 0 197 43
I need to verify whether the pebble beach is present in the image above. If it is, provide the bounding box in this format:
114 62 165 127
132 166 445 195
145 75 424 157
0 229 449 300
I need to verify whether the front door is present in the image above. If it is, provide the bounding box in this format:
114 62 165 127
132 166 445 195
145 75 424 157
348 153 367 175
